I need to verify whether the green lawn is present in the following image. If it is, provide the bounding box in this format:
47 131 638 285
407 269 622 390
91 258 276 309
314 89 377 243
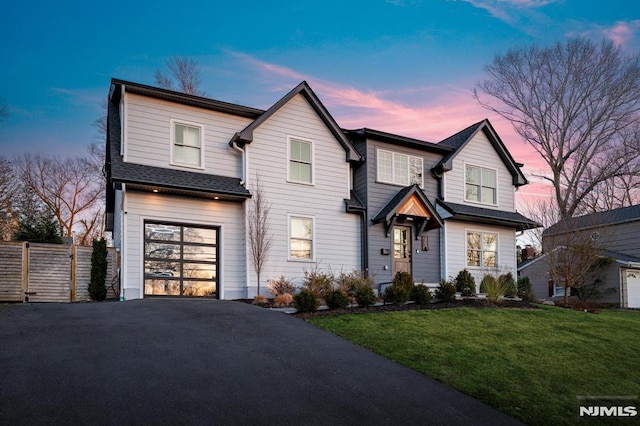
309 306 640 425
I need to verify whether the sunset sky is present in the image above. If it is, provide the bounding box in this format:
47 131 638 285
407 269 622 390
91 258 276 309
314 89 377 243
1 0 639 208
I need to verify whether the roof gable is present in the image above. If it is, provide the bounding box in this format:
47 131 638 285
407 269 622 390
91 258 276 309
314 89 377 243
230 81 361 162
373 185 444 237
433 119 528 187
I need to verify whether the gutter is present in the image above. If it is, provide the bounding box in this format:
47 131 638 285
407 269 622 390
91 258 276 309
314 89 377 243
231 140 247 186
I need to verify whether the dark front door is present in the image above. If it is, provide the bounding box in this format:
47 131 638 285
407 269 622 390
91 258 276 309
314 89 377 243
393 225 412 275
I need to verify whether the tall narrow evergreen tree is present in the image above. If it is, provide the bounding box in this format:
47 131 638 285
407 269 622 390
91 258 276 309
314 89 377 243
88 238 108 301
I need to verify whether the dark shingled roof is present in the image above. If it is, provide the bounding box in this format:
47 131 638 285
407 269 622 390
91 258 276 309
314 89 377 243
544 204 640 236
433 119 528 187
343 128 454 155
373 184 443 230
437 200 541 231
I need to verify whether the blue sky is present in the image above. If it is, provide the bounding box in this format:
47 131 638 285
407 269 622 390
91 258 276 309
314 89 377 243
1 0 639 195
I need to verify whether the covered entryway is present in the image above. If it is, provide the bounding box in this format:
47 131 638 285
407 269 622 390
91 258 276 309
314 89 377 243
393 225 412 274
144 221 218 297
624 269 640 308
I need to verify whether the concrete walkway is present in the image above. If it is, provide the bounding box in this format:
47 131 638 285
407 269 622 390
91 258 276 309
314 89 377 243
0 299 522 425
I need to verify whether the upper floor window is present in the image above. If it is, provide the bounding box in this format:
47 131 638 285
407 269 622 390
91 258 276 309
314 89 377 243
467 231 497 268
289 215 314 261
377 149 423 188
465 164 496 204
288 137 313 184
172 121 203 168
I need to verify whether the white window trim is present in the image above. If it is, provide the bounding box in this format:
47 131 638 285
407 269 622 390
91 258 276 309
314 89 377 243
170 119 205 170
553 283 566 298
465 229 499 269
376 148 424 188
464 162 498 206
287 213 316 262
287 135 315 185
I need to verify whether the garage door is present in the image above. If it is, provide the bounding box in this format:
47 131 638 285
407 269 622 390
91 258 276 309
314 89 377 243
625 269 640 308
144 221 218 297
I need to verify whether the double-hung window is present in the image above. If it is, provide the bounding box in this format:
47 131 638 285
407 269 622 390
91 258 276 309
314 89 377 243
466 231 498 268
377 149 423 187
289 215 314 261
172 121 203 168
289 137 313 184
465 164 496 204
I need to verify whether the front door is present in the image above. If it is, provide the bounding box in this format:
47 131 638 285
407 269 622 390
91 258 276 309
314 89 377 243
626 269 640 308
393 225 412 275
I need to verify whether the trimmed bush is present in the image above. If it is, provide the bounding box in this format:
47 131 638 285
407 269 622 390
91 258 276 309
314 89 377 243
325 289 349 309
410 284 432 305
354 285 376 307
266 275 296 296
293 288 319 313
88 238 108 301
435 280 456 302
384 271 414 305
455 269 476 297
498 272 517 297
517 276 534 302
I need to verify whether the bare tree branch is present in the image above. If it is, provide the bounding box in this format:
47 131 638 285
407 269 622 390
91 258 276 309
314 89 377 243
475 38 640 219
247 174 273 297
155 56 205 96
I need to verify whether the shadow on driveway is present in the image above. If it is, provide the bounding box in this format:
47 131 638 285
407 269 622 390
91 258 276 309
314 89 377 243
0 299 522 425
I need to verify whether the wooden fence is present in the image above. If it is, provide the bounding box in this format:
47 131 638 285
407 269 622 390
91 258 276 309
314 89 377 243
0 242 119 303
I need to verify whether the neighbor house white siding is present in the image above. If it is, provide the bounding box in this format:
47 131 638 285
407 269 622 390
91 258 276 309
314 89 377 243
245 94 360 291
444 131 515 212
443 219 517 285
120 190 246 300
123 93 251 177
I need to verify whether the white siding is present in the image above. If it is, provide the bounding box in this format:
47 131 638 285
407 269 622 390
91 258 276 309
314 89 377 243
245 94 360 291
443 132 515 212
121 191 246 300
123 93 251 178
444 221 517 285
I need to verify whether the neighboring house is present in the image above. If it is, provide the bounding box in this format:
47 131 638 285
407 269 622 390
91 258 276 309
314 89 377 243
105 79 538 300
518 204 640 308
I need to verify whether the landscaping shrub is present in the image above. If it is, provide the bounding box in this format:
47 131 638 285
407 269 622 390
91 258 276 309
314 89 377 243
383 271 414 305
302 267 334 300
273 293 294 308
252 294 268 306
517 276 534 301
435 280 456 302
454 269 476 297
481 275 510 303
88 238 108 301
266 275 296 296
498 272 517 297
293 288 320 313
354 285 376 307
479 274 497 294
410 284 432 305
325 289 350 309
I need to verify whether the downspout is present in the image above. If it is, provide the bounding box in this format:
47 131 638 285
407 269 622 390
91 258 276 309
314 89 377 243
231 140 250 298
359 209 369 275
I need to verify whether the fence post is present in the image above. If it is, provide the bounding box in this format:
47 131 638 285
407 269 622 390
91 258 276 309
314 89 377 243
21 241 28 303
70 245 77 302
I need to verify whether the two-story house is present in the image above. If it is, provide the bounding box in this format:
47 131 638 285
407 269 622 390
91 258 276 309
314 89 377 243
519 204 640 307
106 79 538 299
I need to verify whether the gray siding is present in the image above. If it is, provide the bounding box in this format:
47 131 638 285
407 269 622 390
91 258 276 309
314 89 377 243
365 139 442 286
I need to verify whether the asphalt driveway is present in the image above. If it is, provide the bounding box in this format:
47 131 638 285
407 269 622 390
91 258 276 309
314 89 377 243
0 299 521 425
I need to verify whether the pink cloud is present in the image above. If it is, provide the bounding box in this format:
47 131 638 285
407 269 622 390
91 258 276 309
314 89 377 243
232 51 551 208
603 20 640 48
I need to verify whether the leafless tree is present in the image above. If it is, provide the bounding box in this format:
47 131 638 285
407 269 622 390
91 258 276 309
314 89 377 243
0 157 17 240
519 197 561 251
155 56 205 96
544 216 607 305
15 154 103 244
475 38 640 219
247 174 273 297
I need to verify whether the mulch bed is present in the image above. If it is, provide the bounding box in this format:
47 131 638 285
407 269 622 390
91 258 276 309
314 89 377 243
235 298 539 319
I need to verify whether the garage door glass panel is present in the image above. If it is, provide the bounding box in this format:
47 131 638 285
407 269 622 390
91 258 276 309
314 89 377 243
144 221 218 298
